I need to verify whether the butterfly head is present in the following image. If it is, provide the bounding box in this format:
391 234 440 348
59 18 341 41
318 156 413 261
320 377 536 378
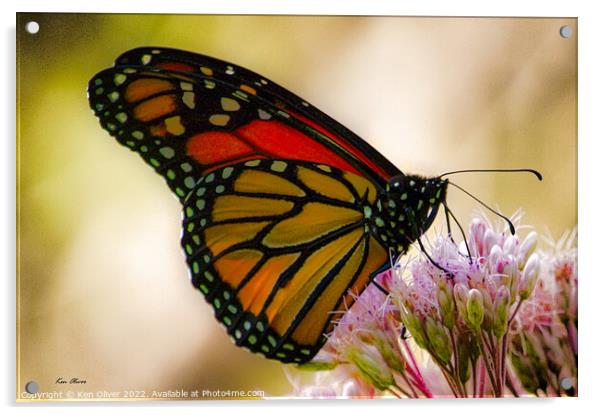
376 174 448 254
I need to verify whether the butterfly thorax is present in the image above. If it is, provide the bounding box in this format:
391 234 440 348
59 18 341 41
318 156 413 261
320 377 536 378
368 174 448 255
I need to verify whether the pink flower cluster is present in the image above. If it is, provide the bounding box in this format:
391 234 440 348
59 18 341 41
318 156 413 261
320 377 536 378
509 230 577 396
385 217 540 397
288 215 577 399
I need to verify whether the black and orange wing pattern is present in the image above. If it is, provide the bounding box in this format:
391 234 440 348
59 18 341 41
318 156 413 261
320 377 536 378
88 47 398 363
88 47 401 198
181 159 388 362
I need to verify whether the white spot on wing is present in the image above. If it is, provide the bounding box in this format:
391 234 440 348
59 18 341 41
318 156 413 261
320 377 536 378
257 109 271 120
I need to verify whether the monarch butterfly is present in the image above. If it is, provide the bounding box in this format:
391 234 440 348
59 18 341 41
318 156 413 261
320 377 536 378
88 47 464 364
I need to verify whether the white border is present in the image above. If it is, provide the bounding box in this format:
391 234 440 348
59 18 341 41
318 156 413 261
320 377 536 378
7 0 583 16
3 1 601 415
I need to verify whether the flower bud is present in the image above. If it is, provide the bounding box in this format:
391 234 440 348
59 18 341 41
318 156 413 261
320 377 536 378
372 331 406 374
509 334 549 394
488 245 504 273
399 312 428 350
518 231 538 269
485 278 498 297
453 284 469 321
357 330 376 345
469 219 487 254
503 235 520 256
454 283 469 306
437 283 456 329
480 288 494 330
425 317 452 365
466 289 484 332
503 255 520 297
346 345 395 391
510 353 540 395
492 286 510 338
483 229 498 256
519 253 540 300
471 266 485 285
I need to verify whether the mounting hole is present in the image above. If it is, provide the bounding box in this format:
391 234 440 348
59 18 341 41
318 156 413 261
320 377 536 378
25 381 39 394
560 377 574 390
559 25 572 38
25 21 40 34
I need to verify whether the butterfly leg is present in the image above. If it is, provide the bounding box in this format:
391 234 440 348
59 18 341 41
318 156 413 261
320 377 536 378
444 204 455 243
415 237 453 277
367 262 391 295
405 207 453 276
442 202 473 264
400 325 412 340
371 280 390 296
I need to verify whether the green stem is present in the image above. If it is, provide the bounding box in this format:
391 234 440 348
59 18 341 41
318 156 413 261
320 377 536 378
400 337 433 397
396 370 419 398
429 352 461 397
448 328 467 397
501 299 524 392
471 359 478 397
478 334 500 395
388 385 404 399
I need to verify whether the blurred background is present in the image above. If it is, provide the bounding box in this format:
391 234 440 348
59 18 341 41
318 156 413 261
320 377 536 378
17 14 576 398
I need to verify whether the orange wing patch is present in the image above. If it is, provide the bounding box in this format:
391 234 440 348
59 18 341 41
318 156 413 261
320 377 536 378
323 235 389 333
204 221 269 257
343 171 378 204
238 253 300 315
290 237 367 345
125 78 175 102
212 195 294 223
133 95 177 122
262 202 361 248
155 62 195 72
297 166 355 203
266 227 364 336
181 160 388 363
214 249 263 288
235 170 306 197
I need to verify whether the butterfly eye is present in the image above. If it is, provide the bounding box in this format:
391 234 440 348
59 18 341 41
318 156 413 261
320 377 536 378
388 174 406 188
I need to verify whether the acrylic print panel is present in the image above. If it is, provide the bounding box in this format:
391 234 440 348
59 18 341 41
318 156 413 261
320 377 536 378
16 13 577 400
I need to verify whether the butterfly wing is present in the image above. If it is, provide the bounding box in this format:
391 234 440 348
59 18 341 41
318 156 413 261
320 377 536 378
181 158 388 362
88 47 401 202
88 47 398 363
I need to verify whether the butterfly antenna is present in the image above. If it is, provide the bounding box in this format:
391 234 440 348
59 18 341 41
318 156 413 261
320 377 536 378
443 201 473 263
447 181 516 235
439 168 543 181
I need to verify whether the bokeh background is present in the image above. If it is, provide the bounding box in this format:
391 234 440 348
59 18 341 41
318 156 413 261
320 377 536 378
17 14 576 398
